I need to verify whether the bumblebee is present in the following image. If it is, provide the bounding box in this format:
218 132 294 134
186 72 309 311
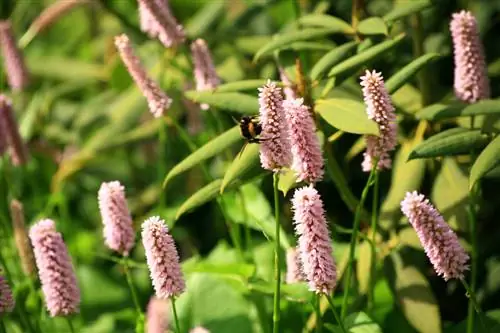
239 116 263 143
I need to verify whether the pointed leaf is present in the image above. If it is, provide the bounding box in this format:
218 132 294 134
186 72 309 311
315 98 379 135
176 179 222 219
383 0 433 23
214 80 268 93
344 312 382 333
415 103 465 121
297 14 354 33
408 129 488 160
356 242 372 295
163 126 241 187
254 28 340 61
418 99 500 120
277 168 299 196
470 135 500 189
385 53 441 94
357 17 388 36
220 144 261 193
185 0 225 37
184 91 258 114
328 34 405 78
310 41 358 80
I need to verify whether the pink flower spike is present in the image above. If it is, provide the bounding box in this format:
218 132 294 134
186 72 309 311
142 216 185 298
258 80 292 172
292 186 336 294
0 274 14 314
401 191 469 281
98 181 136 256
0 95 30 165
450 10 489 103
284 98 324 183
114 34 171 118
360 70 397 172
190 327 210 333
29 219 80 317
138 0 185 48
147 297 169 333
0 20 30 90
285 247 304 284
191 39 220 110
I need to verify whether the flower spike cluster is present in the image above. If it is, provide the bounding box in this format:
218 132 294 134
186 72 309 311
114 34 171 118
138 0 185 48
0 21 30 90
292 186 336 294
401 191 469 281
142 216 185 298
147 297 169 333
10 199 36 276
0 95 30 166
98 181 136 256
360 70 397 172
30 219 80 316
258 80 292 171
191 39 220 110
284 98 324 183
285 247 304 284
0 274 14 314
450 10 489 103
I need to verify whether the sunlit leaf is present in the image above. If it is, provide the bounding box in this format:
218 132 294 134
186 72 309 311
185 1 225 37
357 17 388 36
386 53 441 94
297 14 354 33
356 242 372 295
27 55 108 81
214 80 268 93
344 312 382 333
185 91 258 114
415 103 465 121
176 179 223 220
277 168 299 196
310 41 358 80
383 0 433 23
470 135 500 189
417 99 500 120
220 144 261 193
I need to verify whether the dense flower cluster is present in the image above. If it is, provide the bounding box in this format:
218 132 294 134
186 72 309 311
147 297 169 333
0 20 30 90
138 0 185 47
0 274 14 314
0 95 30 165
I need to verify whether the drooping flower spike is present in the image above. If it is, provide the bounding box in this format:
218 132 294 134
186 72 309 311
360 70 397 172
401 191 469 281
285 247 305 284
0 20 30 90
191 39 220 110
10 199 36 276
138 0 185 48
0 95 30 165
450 10 489 103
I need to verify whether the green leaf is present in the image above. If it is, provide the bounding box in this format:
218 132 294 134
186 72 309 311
385 53 441 94
383 0 433 23
417 99 500 120
184 91 258 114
220 144 260 193
315 98 379 135
27 55 107 81
277 168 299 196
357 17 388 36
415 103 465 121
297 14 354 33
184 262 256 279
356 242 372 295
214 80 268 93
103 119 162 150
163 126 241 187
310 41 358 80
408 129 488 160
470 135 500 189
328 34 405 78
185 1 225 37
176 179 223 220
254 28 339 61
344 312 383 333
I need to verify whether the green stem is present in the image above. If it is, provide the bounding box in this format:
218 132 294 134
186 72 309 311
466 200 478 333
410 13 432 106
351 0 364 40
272 173 281 333
315 294 322 333
341 165 377 319
171 297 181 333
0 319 6 333
122 257 143 319
326 294 347 333
66 318 75 333
461 279 488 332
367 172 379 311
158 118 168 210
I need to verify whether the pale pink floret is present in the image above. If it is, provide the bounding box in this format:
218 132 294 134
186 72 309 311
98 181 136 256
147 297 169 333
258 80 292 172
29 219 80 317
0 274 14 313
191 39 220 110
360 70 397 172
284 98 323 183
0 21 30 90
292 186 336 294
138 0 185 48
401 191 469 281
190 327 210 333
114 34 171 118
285 247 304 284
142 216 185 298
450 10 489 103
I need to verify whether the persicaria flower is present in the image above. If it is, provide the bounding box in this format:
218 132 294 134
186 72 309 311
0 274 14 314
29 219 80 316
0 95 30 166
191 39 220 110
0 21 30 90
147 297 169 333
258 80 292 171
10 200 36 277
401 191 469 281
450 10 489 103
114 34 171 118
292 186 336 294
190 327 210 333
142 216 185 298
138 0 185 48
285 247 304 284
360 70 397 172
284 98 323 183
98 181 136 256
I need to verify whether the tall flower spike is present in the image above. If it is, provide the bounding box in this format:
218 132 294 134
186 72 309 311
0 95 30 165
29 219 80 316
138 0 185 48
0 274 14 314
292 186 336 294
98 181 136 256
147 297 169 333
284 98 324 183
114 34 171 118
360 70 397 172
142 216 185 298
401 191 469 280
191 39 220 110
10 200 36 276
0 21 30 90
285 247 304 284
450 10 489 103
258 80 292 171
